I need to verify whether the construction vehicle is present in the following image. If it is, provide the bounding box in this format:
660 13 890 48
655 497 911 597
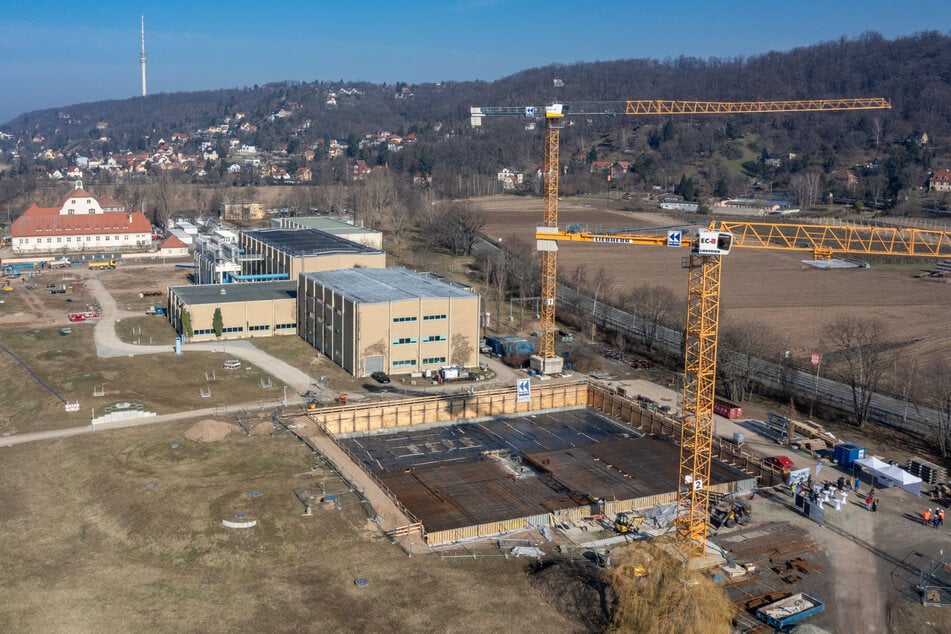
710 500 752 529
613 512 646 535
473 96 901 558
47 257 71 269
88 259 117 270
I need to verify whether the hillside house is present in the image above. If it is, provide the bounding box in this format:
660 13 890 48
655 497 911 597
929 170 951 192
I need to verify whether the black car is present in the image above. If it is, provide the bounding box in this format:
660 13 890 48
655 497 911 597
371 371 391 384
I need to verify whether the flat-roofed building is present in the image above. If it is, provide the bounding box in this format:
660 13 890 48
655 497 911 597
299 268 480 377
240 228 385 279
277 216 383 249
168 281 297 341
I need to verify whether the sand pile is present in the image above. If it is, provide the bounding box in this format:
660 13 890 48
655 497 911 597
184 419 235 442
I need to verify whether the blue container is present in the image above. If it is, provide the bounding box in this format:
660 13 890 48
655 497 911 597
834 443 866 468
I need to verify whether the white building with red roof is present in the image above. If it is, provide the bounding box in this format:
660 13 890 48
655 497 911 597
10 181 152 255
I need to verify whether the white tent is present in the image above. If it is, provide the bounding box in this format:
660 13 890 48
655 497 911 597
854 456 921 496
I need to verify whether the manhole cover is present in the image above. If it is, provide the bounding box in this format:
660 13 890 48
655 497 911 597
354 578 369 587
249 491 261 498
235 513 247 520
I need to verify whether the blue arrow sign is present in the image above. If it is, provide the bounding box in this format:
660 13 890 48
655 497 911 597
667 230 682 247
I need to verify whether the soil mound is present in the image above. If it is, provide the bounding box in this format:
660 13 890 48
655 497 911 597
185 419 234 442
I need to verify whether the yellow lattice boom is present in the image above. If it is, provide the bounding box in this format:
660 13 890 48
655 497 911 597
625 98 891 115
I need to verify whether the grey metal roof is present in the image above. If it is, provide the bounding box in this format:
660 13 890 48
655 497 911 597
285 217 379 235
170 281 297 305
305 268 477 304
242 228 381 256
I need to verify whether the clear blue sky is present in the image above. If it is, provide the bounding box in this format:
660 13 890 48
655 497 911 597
0 1 948 125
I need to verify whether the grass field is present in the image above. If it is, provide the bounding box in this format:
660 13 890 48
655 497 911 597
0 422 581 632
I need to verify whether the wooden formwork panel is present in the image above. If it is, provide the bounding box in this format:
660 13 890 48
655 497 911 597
314 382 588 436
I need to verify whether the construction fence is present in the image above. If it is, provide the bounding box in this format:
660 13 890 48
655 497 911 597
311 381 589 436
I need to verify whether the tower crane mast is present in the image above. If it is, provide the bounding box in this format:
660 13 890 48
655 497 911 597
474 96 893 557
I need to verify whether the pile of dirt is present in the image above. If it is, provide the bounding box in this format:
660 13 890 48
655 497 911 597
184 419 235 442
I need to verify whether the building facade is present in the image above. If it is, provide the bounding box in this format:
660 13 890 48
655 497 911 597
221 202 266 221
10 181 151 255
299 268 480 377
168 281 298 342
239 228 385 279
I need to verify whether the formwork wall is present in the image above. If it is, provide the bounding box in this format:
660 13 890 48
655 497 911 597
586 382 785 487
312 381 588 436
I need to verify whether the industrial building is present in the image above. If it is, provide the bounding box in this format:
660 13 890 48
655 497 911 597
167 281 297 341
298 267 480 377
239 228 385 279
277 216 383 250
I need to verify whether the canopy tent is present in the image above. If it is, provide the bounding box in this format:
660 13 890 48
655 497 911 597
854 456 921 496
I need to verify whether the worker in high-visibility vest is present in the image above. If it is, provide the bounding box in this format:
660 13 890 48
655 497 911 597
923 508 932 526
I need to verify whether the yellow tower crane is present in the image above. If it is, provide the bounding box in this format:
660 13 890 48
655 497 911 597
472 97 895 557
471 98 891 374
538 220 951 556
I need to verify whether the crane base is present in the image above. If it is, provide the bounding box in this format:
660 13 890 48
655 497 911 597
530 355 564 375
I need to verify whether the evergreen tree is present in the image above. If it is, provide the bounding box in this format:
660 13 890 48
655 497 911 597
212 307 223 339
181 309 193 339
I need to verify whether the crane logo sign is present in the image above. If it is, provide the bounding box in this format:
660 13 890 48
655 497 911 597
667 230 682 248
695 231 733 255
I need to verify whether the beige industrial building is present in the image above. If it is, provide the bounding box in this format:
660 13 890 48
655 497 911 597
167 281 297 342
299 268 480 377
239 228 385 279
221 202 266 221
277 217 383 250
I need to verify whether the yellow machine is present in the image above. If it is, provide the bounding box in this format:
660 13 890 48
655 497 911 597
88 259 117 270
614 512 646 535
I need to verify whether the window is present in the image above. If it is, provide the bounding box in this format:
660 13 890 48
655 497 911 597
422 356 446 365
423 335 446 343
193 328 215 336
393 359 416 368
423 314 446 321
248 325 270 332
393 316 417 323
222 326 244 333
105 236 110 241
276 323 296 330
393 337 417 345
46 238 52 243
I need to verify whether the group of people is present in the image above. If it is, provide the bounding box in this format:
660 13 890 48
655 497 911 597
923 508 945 528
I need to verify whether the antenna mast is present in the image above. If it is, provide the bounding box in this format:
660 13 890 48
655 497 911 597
140 14 147 97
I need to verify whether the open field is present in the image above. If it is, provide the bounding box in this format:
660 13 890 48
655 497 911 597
0 420 581 632
473 195 951 369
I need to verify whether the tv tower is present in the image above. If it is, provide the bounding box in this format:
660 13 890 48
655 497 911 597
140 14 147 97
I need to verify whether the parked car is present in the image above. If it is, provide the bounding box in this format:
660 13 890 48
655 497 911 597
222 359 241 370
370 371 391 384
765 455 795 471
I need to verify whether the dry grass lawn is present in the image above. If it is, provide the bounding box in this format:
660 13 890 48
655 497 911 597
0 421 582 632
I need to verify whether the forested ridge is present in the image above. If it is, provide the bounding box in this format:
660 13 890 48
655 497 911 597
1 31 950 211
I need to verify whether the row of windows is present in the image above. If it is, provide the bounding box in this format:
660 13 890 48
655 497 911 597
276 323 296 330
422 356 447 365
393 337 417 345
423 314 447 321
393 316 417 323
20 234 139 244
248 325 270 332
392 359 416 368
422 335 446 342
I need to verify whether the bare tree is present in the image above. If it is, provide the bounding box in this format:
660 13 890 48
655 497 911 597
151 169 180 229
789 172 822 209
824 316 888 428
387 200 413 257
354 171 397 229
718 320 778 402
922 357 951 459
451 333 471 367
627 285 678 352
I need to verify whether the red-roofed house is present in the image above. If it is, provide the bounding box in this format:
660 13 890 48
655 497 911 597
157 235 189 257
929 170 951 192
10 181 152 255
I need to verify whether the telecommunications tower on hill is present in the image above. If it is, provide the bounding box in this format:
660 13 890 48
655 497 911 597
140 14 147 97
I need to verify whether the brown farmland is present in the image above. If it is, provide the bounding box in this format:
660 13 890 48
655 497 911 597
474 195 951 370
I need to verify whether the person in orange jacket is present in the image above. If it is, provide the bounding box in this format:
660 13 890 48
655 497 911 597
923 508 932 526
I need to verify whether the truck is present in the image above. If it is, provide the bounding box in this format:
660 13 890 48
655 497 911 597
3 263 35 275
88 259 117 270
47 257 71 269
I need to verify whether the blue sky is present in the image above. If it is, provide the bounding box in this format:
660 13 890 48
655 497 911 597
0 1 948 124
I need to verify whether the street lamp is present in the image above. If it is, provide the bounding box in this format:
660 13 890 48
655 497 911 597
810 353 821 418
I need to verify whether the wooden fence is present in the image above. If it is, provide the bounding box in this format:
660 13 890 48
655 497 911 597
311 381 589 436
